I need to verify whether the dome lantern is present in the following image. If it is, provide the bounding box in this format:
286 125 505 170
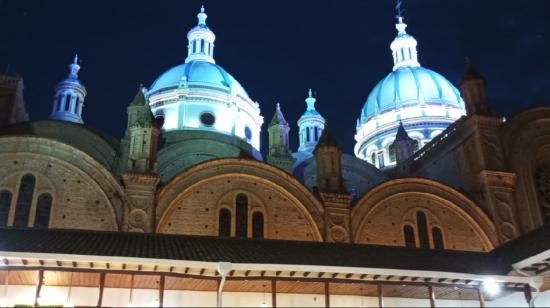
49 54 87 124
186 5 216 64
390 17 420 71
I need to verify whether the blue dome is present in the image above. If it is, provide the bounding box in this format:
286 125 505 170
360 66 463 123
148 60 249 98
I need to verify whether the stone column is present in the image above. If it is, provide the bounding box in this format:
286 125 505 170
320 193 352 243
478 170 519 243
121 172 160 233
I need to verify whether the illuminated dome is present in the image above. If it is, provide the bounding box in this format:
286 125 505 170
360 66 463 121
147 6 263 150
148 61 249 99
355 17 466 169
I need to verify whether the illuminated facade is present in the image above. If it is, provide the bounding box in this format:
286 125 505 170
0 4 549 308
147 6 263 150
355 17 466 169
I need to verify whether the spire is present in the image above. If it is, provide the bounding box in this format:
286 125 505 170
197 5 207 25
267 103 294 171
315 124 340 151
269 103 288 126
186 5 216 64
462 57 485 83
305 88 317 111
314 124 346 194
127 86 154 128
390 1 420 70
395 121 414 141
391 121 417 164
460 58 493 116
68 54 80 79
49 55 87 124
130 86 148 107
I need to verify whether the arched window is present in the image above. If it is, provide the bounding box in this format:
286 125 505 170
306 127 310 142
14 174 35 228
388 144 396 162
64 95 72 111
432 227 444 250
534 162 550 224
314 127 319 141
218 208 231 237
416 211 430 249
252 212 264 239
34 193 52 229
403 224 416 248
0 190 12 227
200 39 205 53
371 152 376 165
193 40 197 53
235 194 248 238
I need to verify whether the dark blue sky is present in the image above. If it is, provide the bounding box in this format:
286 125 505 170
1 0 549 154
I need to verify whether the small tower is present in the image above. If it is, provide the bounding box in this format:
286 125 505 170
314 125 352 243
49 55 87 123
121 87 161 233
314 126 345 194
298 89 326 153
391 121 417 164
267 103 295 172
460 58 493 116
185 6 216 64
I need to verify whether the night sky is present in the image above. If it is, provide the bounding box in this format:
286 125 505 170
1 0 549 155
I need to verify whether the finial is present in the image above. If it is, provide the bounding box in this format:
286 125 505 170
305 89 317 111
197 5 207 25
68 54 81 79
396 0 404 22
276 102 281 111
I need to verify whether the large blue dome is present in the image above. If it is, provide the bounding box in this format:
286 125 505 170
359 66 463 124
148 60 249 98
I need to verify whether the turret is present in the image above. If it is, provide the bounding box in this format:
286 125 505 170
314 125 352 243
391 121 417 164
267 103 295 172
314 125 345 194
49 55 87 123
460 58 493 116
120 87 161 233
123 87 160 173
298 89 325 153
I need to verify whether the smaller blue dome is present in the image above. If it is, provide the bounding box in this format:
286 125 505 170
360 66 463 123
148 61 249 98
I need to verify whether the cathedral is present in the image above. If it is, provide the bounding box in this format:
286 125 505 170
0 4 549 307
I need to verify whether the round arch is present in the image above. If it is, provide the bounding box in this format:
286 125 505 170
351 178 497 251
501 107 550 230
156 158 325 241
0 136 124 229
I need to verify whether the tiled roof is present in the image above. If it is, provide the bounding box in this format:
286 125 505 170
0 228 508 275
